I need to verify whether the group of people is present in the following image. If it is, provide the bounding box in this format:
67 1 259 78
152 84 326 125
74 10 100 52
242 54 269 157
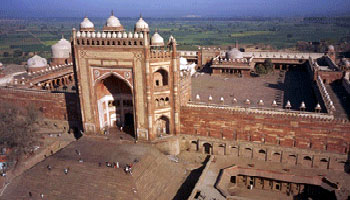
98 161 134 175
104 161 119 169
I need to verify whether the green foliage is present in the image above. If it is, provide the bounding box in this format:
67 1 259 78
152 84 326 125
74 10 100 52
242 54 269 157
264 58 274 73
0 103 40 164
255 64 267 74
255 59 274 74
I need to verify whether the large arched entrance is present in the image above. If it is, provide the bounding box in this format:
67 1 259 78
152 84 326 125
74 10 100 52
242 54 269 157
95 75 134 136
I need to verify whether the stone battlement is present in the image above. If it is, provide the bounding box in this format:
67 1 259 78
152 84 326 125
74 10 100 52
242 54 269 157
75 30 145 47
243 51 324 60
316 75 336 114
212 56 251 64
12 64 73 86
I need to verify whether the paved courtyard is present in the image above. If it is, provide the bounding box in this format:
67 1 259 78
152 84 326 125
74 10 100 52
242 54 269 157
192 69 318 112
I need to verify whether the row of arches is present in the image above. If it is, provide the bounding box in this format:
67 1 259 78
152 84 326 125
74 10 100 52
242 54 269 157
77 39 143 46
40 74 74 91
188 140 346 170
155 97 169 107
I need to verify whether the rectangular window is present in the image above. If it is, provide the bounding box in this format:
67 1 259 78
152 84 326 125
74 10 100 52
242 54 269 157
230 176 236 184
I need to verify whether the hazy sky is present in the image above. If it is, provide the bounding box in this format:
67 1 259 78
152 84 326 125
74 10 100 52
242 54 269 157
1 0 349 18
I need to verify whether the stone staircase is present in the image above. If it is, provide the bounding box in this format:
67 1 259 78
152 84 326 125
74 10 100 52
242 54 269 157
1 136 188 200
133 149 187 200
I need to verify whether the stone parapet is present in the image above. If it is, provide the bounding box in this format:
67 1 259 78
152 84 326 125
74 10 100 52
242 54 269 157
316 75 336 114
186 102 334 121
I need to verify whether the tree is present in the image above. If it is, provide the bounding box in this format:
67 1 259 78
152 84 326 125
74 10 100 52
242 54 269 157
255 64 266 74
0 103 39 167
263 58 274 73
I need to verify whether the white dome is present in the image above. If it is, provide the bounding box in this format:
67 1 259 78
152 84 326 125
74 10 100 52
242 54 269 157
106 14 122 28
80 17 94 29
135 17 149 29
226 48 243 59
151 32 164 46
0 62 2 67
51 37 71 58
27 55 47 68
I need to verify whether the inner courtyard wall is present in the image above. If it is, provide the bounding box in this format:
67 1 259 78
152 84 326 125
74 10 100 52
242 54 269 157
179 105 350 169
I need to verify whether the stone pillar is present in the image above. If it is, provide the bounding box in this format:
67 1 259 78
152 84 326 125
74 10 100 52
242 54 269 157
144 33 153 141
171 38 181 135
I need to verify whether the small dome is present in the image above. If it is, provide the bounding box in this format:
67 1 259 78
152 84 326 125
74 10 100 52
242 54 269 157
226 48 243 59
27 55 47 68
135 16 149 29
151 31 164 46
51 37 71 58
106 13 122 28
80 17 94 29
328 45 335 51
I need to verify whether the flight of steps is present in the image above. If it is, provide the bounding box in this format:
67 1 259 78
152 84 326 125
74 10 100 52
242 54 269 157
2 153 138 200
1 137 144 200
133 149 187 200
1 137 190 200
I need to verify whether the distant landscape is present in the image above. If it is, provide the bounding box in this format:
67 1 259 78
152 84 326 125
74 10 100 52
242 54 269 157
0 16 350 64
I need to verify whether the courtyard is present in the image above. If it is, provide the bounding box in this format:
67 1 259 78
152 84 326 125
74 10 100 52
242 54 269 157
192 67 319 112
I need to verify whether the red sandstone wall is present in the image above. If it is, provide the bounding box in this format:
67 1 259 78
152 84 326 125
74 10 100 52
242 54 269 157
180 106 350 155
0 88 80 123
179 72 192 105
317 71 343 84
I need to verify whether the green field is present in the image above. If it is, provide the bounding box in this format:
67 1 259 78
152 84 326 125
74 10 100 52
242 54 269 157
0 17 350 63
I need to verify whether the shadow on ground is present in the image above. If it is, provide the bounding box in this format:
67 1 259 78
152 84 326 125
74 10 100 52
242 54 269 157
173 155 210 200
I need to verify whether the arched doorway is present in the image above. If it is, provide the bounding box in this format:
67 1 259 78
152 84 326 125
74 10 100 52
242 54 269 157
155 115 170 137
153 69 168 87
95 74 134 136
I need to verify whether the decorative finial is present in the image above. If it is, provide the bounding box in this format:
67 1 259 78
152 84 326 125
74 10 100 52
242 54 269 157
111 10 114 16
285 100 291 109
140 13 142 18
272 100 277 107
